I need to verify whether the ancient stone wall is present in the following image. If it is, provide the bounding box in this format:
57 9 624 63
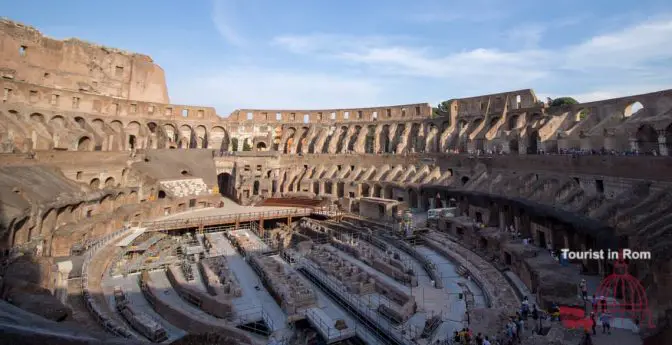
0 19 169 103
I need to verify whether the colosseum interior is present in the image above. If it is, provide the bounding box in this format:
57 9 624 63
1 17 671 345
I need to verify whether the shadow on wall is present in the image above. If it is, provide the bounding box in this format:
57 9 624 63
133 149 218 186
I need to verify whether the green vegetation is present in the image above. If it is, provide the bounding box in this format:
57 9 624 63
549 97 579 107
432 99 455 118
242 139 252 151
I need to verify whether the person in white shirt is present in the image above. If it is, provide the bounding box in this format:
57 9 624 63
483 336 491 345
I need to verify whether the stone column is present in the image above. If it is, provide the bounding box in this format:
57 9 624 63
658 131 668 156
54 260 73 305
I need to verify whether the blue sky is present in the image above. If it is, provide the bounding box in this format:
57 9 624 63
4 0 672 116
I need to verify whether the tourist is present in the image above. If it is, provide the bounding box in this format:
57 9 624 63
483 335 492 345
550 303 561 321
600 312 611 334
581 329 594 345
632 318 640 334
590 312 597 335
476 332 483 344
591 294 598 311
580 279 588 300
599 296 607 312
453 330 461 344
521 296 530 318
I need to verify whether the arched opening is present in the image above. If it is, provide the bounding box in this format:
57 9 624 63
253 180 260 195
365 126 376 153
408 189 419 208
158 190 166 199
217 173 233 197
77 136 92 151
624 102 644 118
515 95 522 109
74 117 86 129
90 178 100 189
527 130 540 154
636 124 658 154
147 122 158 133
335 126 349 153
380 125 390 153
242 138 252 151
337 182 345 198
509 138 519 153
461 176 470 185
347 126 361 152
508 115 519 130
49 115 65 129
231 137 239 151
256 142 267 151
104 177 115 188
295 127 309 154
128 135 136 150
373 185 382 198
361 184 370 197
181 170 190 176
30 113 45 123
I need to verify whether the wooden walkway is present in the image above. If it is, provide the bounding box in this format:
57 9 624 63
139 208 339 232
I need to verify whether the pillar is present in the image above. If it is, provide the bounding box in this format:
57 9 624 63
54 260 73 305
658 131 668 156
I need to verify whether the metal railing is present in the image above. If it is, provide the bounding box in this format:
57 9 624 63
142 208 314 231
81 227 142 339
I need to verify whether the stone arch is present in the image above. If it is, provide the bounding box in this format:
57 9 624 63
74 116 86 129
380 124 391 153
77 136 93 151
164 124 178 143
348 126 362 152
195 125 208 149
636 124 658 154
158 190 166 199
336 126 349 152
30 113 45 123
508 115 519 130
624 101 644 118
284 127 297 153
361 184 371 197
408 188 419 209
365 125 376 153
295 127 310 153
509 137 519 153
179 124 194 148
527 129 540 154
253 180 260 195
91 118 105 131
41 209 57 237
110 120 123 133
104 177 115 188
49 115 66 129
218 173 233 197
90 178 100 189
147 122 158 133
373 184 382 198
210 126 229 153
256 141 267 150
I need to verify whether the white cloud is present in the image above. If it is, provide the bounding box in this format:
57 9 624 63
211 0 245 46
563 18 672 70
271 17 672 99
171 67 383 115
